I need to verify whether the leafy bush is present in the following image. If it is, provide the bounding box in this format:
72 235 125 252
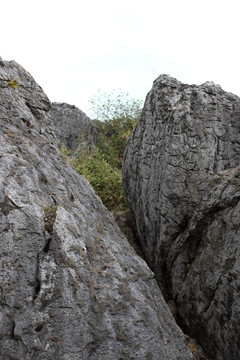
90 89 143 170
89 89 142 122
71 147 127 210
61 90 143 211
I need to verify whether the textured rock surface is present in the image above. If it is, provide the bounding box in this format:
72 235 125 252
51 102 97 151
0 61 194 359
171 166 240 360
112 210 143 258
122 74 240 359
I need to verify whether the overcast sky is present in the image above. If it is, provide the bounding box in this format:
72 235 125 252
1 0 240 115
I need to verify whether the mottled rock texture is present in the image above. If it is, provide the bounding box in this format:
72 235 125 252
51 102 97 151
122 74 240 360
0 61 194 359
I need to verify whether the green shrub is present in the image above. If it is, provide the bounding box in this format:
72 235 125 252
61 90 143 211
90 89 143 170
71 147 127 210
89 89 142 123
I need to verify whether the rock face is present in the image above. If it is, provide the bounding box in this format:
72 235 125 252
112 210 143 258
0 61 194 359
51 102 97 151
122 74 240 360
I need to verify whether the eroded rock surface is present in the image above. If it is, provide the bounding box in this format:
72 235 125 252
0 62 194 359
171 166 240 360
51 102 97 151
112 210 143 258
122 74 240 359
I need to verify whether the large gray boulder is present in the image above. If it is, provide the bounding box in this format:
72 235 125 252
122 74 240 359
0 61 194 359
51 102 97 151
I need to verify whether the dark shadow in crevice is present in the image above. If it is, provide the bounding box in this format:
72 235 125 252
43 237 52 253
33 278 41 300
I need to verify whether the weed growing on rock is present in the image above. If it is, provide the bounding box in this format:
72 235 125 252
44 205 58 232
7 78 19 88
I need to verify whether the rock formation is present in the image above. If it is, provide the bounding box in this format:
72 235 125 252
0 61 194 359
111 210 143 258
51 102 97 151
122 74 240 360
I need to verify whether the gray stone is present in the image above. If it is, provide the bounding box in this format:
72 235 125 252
111 210 143 258
122 74 240 359
51 102 97 151
0 62 194 359
171 166 240 360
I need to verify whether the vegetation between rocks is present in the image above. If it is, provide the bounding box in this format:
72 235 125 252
60 89 143 211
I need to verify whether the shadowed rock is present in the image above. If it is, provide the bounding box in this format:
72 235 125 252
171 166 240 360
123 74 240 359
0 62 194 359
51 102 97 151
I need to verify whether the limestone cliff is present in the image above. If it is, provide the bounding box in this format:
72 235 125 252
123 74 240 360
0 61 194 359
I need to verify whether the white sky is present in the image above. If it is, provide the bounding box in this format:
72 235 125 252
1 0 240 115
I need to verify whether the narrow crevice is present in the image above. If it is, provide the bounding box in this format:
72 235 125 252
21 118 32 128
25 101 41 119
33 254 41 300
33 278 41 300
34 324 43 332
10 320 16 340
43 237 52 253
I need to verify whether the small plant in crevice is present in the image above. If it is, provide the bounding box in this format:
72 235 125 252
58 140 71 159
7 78 19 89
44 205 58 233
